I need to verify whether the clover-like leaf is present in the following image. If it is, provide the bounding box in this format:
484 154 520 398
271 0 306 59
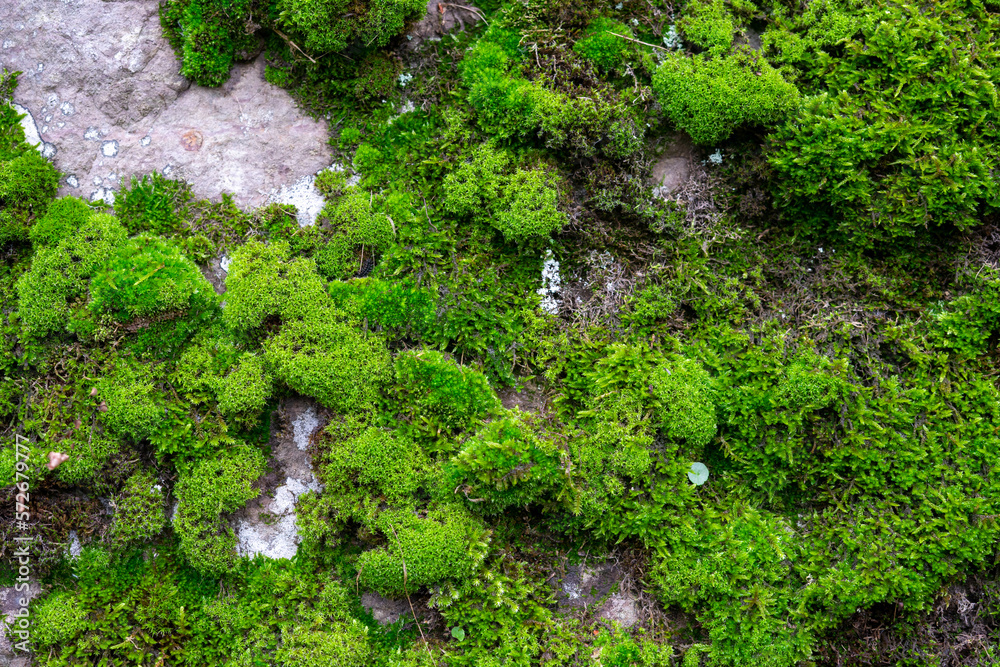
688 462 709 486
451 626 466 641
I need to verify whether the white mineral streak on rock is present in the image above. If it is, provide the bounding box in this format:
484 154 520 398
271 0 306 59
537 249 562 315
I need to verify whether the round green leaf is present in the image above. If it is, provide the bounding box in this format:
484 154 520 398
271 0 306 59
688 462 709 486
451 626 466 641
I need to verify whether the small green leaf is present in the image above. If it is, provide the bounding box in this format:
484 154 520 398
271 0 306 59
451 626 466 641
688 462 710 486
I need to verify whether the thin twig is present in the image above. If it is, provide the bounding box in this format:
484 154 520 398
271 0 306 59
388 523 431 655
607 31 669 52
439 3 488 25
272 27 317 64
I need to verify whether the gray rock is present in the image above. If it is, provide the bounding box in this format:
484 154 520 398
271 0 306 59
405 0 483 50
0 0 331 207
0 581 41 667
651 132 693 196
231 398 325 561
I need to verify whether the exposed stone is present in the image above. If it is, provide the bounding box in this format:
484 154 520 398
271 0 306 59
651 132 694 197
405 0 483 50
232 397 324 560
0 581 41 667
0 0 331 208
361 592 411 625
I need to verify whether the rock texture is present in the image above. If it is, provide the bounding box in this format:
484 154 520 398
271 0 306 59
232 397 324 560
405 0 483 50
0 581 40 667
651 132 694 197
0 0 331 208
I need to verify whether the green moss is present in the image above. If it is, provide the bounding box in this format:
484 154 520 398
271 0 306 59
114 172 192 235
222 240 328 331
159 0 259 87
652 49 800 144
573 18 633 71
88 233 215 324
649 355 717 449
354 52 401 104
263 309 392 414
97 359 163 442
394 349 500 451
275 0 425 53
215 354 272 422
29 196 92 247
0 149 60 244
444 411 570 515
678 0 736 55
276 622 372 667
767 1 1000 243
443 146 566 243
32 592 89 648
16 213 127 339
110 469 166 546
357 505 486 596
173 442 266 575
52 434 122 486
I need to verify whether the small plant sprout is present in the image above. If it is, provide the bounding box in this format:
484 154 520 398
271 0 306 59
688 462 710 485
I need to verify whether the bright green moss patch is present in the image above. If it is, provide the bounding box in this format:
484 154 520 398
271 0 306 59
573 18 634 71
111 469 167 546
653 49 801 145
88 233 215 324
173 442 266 575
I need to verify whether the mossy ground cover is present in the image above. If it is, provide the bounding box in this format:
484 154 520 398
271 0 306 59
6 0 1000 664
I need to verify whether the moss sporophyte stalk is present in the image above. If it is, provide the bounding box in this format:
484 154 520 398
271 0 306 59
6 0 1000 664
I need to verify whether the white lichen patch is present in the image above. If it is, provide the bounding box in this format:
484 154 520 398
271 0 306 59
267 170 328 227
89 186 114 205
708 149 723 164
41 142 56 158
140 135 150 146
101 140 118 157
10 103 41 148
234 405 325 561
66 174 78 188
219 254 231 273
293 406 319 451
59 101 74 115
537 249 562 315
84 126 101 141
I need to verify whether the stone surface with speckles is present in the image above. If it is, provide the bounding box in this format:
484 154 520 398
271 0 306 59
0 0 330 208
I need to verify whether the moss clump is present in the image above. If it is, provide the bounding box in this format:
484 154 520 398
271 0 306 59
16 213 127 339
159 0 260 87
275 0 426 54
678 0 736 55
110 469 166 546
88 234 215 324
444 146 566 243
263 309 392 414
173 442 266 575
394 349 500 450
0 148 60 245
97 360 163 442
114 172 193 235
445 411 570 515
649 355 717 449
357 505 486 596
573 18 633 71
29 196 92 247
215 353 271 422
222 240 328 330
353 52 401 104
31 592 89 649
653 50 800 145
